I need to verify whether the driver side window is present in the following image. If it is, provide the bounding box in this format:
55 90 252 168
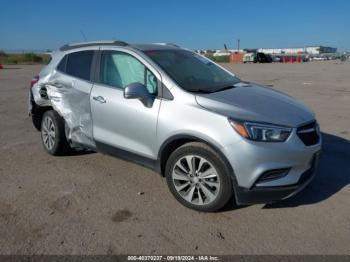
99 51 157 95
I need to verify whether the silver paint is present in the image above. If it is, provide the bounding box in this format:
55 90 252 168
30 42 322 192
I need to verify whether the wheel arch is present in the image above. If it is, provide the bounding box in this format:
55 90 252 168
30 91 54 131
158 134 238 184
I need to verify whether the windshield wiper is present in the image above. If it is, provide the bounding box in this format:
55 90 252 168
213 85 235 93
191 89 213 94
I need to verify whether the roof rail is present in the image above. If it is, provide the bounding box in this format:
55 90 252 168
59 40 129 51
153 43 180 48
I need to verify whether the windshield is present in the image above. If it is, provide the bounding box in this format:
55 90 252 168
144 49 240 93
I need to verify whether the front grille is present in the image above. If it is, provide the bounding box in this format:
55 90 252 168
297 121 320 146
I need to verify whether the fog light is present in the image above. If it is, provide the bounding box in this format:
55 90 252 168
256 168 290 183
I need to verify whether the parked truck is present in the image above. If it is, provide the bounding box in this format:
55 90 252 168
243 52 272 63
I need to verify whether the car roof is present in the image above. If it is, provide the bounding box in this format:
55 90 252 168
59 40 128 51
131 43 180 51
59 40 181 52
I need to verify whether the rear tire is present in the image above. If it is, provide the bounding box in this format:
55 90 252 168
165 142 233 212
40 110 71 156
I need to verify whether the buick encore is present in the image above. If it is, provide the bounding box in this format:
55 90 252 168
29 41 321 211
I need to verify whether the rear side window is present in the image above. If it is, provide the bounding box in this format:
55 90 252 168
64 51 94 81
57 55 67 72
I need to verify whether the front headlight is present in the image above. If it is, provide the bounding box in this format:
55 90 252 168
229 119 292 142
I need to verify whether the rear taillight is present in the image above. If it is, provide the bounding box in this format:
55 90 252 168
30 75 39 88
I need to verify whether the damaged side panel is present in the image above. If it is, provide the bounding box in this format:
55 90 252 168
32 70 96 149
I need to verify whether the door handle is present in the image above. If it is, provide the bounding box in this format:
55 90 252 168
93 96 106 104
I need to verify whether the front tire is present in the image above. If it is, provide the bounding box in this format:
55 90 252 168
41 110 71 156
165 142 233 212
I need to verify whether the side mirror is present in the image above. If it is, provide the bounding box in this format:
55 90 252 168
123 82 154 108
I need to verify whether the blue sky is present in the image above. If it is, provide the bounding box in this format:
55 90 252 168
0 0 349 51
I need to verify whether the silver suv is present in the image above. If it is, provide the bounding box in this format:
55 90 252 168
29 41 322 212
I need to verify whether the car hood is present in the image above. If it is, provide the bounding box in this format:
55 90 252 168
195 82 315 127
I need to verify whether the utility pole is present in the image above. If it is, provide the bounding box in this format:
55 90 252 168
237 39 240 52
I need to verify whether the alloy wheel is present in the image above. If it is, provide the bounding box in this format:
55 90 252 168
42 116 56 150
172 155 220 205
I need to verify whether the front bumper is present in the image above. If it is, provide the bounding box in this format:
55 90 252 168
234 151 319 205
221 127 322 204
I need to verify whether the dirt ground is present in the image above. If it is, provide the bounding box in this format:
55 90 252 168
0 61 349 255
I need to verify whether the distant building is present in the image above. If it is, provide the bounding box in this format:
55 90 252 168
257 46 337 55
194 49 215 55
213 50 232 57
212 49 243 57
195 46 337 56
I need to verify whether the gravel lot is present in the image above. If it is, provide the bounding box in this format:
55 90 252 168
0 61 349 255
